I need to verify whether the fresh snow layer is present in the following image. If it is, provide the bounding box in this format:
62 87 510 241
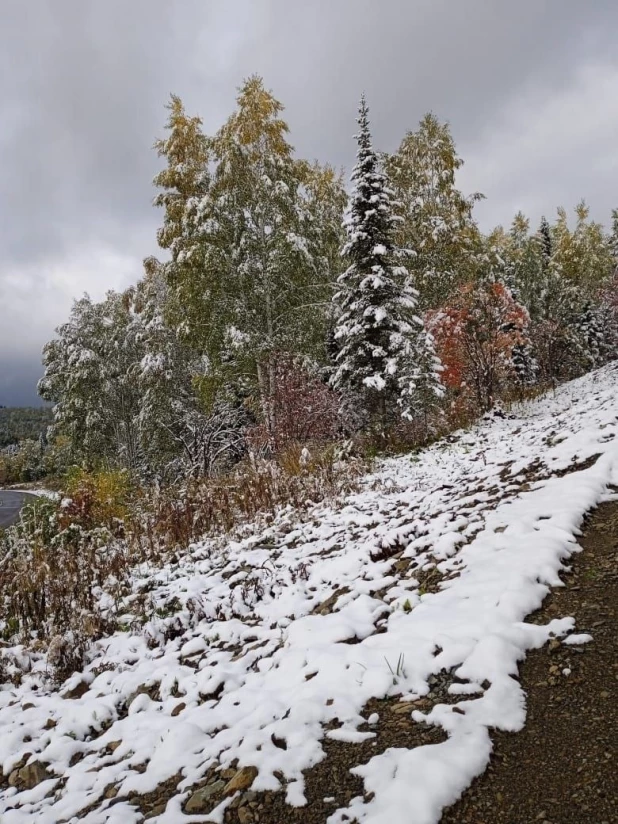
3 364 618 823
562 633 593 645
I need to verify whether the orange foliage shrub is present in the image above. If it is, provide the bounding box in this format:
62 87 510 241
427 282 531 414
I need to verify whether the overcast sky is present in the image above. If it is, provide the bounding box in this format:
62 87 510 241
1 0 618 405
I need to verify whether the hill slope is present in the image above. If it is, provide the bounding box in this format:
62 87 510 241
2 364 618 823
0 407 52 449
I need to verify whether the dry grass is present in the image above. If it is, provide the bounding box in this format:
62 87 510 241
0 444 366 683
0 491 130 681
137 442 366 553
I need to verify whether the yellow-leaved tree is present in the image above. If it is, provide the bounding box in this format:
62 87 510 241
386 113 483 308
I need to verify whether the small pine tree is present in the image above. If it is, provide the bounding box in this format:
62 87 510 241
511 341 538 388
331 96 442 427
574 301 606 369
538 216 552 271
398 327 444 427
504 213 546 320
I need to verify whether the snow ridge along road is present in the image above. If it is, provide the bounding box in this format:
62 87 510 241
2 364 618 823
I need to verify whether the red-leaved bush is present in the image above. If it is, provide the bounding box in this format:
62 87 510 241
247 354 343 451
427 282 531 414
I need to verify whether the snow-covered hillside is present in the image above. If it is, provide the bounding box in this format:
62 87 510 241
3 364 618 824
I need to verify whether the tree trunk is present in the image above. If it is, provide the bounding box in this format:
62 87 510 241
256 359 276 446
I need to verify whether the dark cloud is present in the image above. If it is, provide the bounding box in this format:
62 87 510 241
0 358 45 407
1 0 617 403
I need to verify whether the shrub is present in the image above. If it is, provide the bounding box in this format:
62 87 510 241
142 443 366 551
427 282 533 415
246 354 344 452
61 468 133 531
0 494 129 645
0 449 366 664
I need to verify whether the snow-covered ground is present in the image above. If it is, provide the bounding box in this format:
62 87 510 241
2 364 618 824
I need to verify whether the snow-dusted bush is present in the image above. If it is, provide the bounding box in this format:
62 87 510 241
0 448 367 678
144 444 367 550
246 354 344 452
0 490 130 649
427 282 534 414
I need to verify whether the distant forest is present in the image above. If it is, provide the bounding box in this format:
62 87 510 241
0 407 53 448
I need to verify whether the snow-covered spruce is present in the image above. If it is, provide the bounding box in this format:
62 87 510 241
330 95 443 424
510 340 538 388
3 364 618 823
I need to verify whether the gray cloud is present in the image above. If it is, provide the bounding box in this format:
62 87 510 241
0 358 47 408
1 0 618 404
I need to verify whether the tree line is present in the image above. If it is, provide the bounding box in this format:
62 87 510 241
0 407 52 449
38 76 618 482
0 408 58 484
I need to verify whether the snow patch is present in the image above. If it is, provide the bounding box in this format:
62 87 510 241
2 364 618 822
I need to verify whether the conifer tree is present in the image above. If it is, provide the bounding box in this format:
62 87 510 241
511 341 538 388
530 210 587 382
574 301 606 369
482 226 514 292
538 215 552 272
500 213 545 321
152 95 220 352
398 327 445 427
331 96 442 426
538 210 574 323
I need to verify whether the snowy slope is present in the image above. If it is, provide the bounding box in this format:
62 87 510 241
2 364 618 823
